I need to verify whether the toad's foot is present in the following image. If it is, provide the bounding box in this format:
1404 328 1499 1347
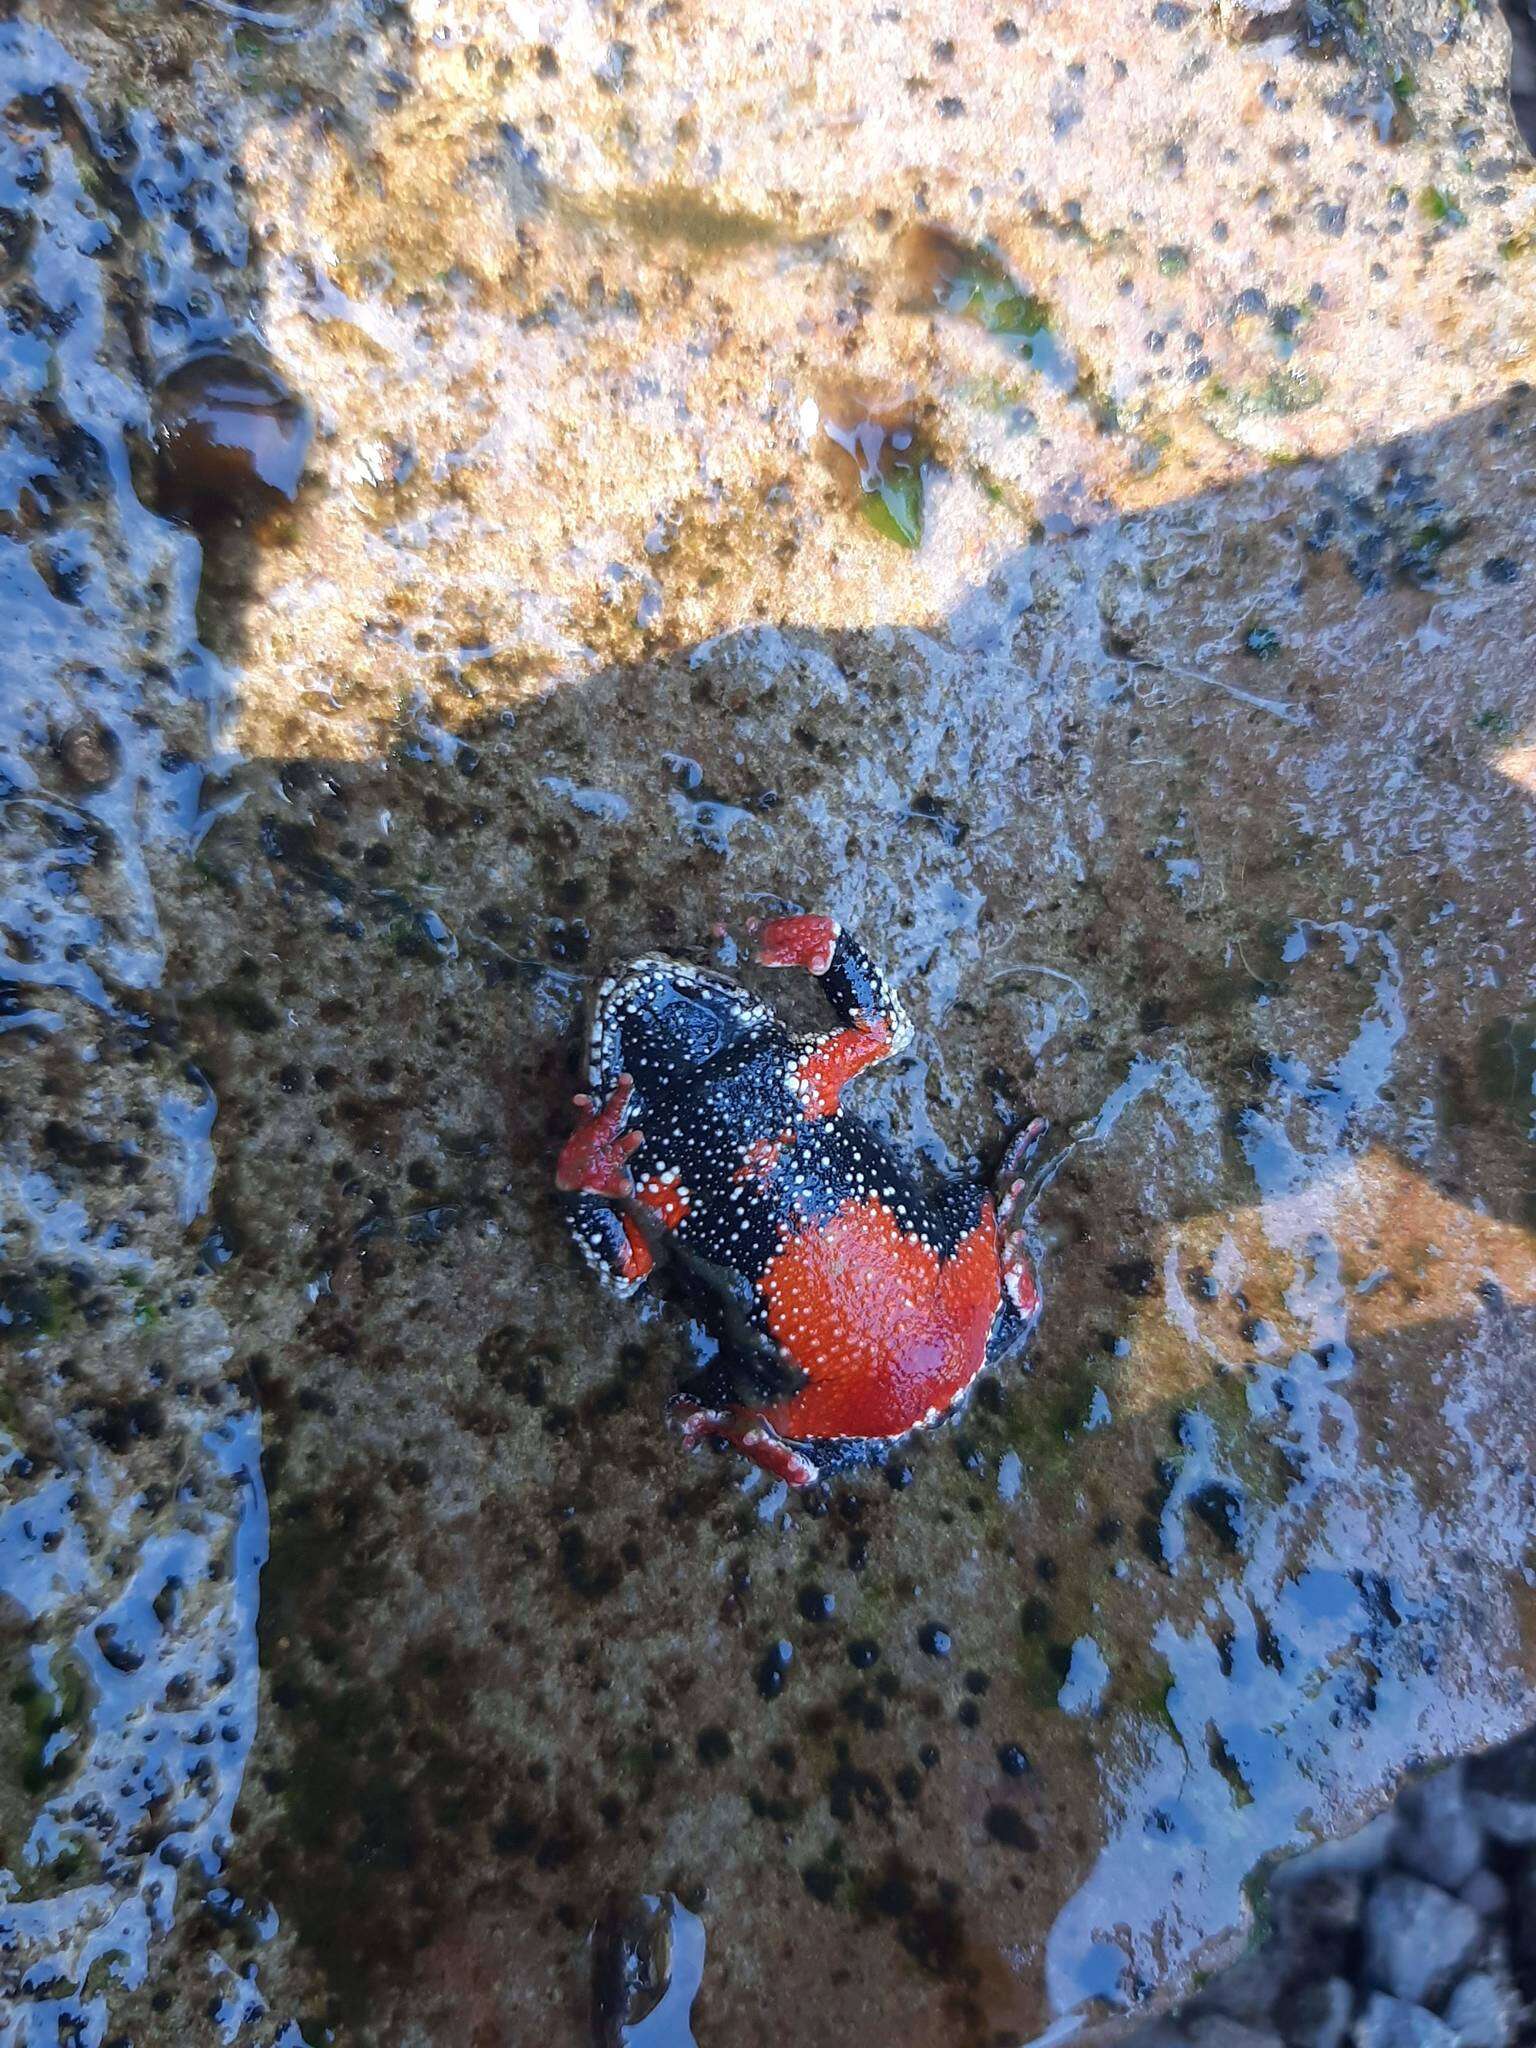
997 1117 1050 1226
998 1116 1048 1323
751 913 839 976
556 1074 645 1199
1001 1229 1041 1321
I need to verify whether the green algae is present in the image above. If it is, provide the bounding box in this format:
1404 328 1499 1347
1419 186 1466 227
907 227 1078 392
12 1654 88 1797
1244 370 1326 416
860 467 924 549
0 1272 76 1345
579 188 786 256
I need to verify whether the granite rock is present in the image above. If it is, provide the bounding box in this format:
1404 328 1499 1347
1353 1994 1457 2048
1397 1765 1485 1894
1363 1875 1482 2008
1443 1969 1517 2048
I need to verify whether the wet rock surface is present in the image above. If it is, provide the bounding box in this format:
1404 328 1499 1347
2 1 1535 2045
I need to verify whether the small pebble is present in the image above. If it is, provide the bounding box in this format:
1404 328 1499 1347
1443 1970 1516 2048
1396 1763 1484 1892
1276 1869 1361 1946
56 719 119 791
1280 1974 1352 2048
1362 1873 1480 2006
1352 1992 1455 2048
1184 2016 1283 2048
1515 1861 1536 1987
1466 1747 1536 1846
1459 1868 1507 1920
1216 0 1304 39
1468 1791 1536 1848
152 349 310 526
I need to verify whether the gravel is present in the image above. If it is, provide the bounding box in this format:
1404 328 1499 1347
1351 1993 1455 2048
1442 1971 1517 2048
1124 1727 1536 2048
1394 1765 1485 1893
1362 1874 1482 2006
1282 1975 1353 2048
1185 2019 1285 2048
1466 1742 1536 1848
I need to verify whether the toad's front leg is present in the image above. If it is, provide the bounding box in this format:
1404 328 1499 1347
556 1073 644 1198
752 914 914 1119
558 1075 655 1295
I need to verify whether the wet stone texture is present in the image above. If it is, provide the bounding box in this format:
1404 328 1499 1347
1123 1727 1536 2045
2 1 1536 2044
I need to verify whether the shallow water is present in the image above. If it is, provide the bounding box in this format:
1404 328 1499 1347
3 2 1535 2044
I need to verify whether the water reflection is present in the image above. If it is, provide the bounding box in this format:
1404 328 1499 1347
590 1893 706 2048
1042 942 1532 2018
2 1412 269 2047
1 16 277 2043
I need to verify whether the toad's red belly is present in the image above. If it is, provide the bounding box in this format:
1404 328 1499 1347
755 1195 1002 1441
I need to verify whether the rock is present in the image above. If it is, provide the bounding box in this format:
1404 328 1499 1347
1363 1874 1483 2007
151 350 311 529
1443 1970 1516 2048
1465 1743 1536 1847
1353 1994 1457 2048
1466 1794 1536 1848
1396 1764 1485 1892
589 1890 706 2048
1274 1870 1363 1955
1459 1869 1507 1922
1189 1949 1291 2026
1185 2018 1283 2048
1281 1974 1352 2048
14 1 1536 2044
1514 1860 1536 1987
55 718 120 792
1216 0 1304 39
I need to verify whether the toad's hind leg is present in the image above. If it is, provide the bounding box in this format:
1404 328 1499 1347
753 915 914 1118
996 1115 1049 1325
673 1397 819 1487
566 1195 654 1298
